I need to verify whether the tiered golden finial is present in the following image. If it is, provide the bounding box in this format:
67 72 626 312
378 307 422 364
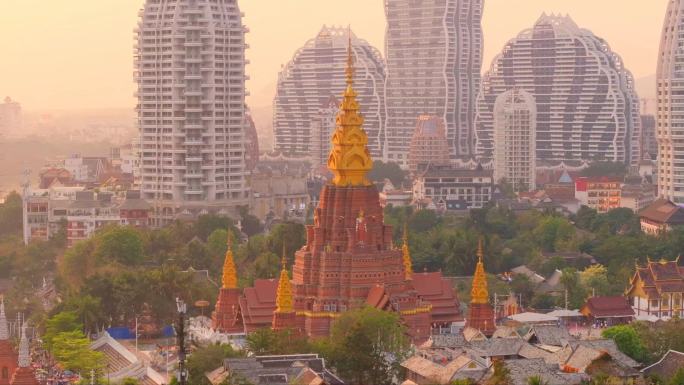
402 223 413 280
470 237 489 304
275 253 294 314
222 231 237 289
327 29 373 187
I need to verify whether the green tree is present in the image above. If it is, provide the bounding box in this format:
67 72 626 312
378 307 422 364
560 268 587 309
44 311 83 351
121 379 140 385
245 328 310 356
580 162 627 178
51 330 105 374
533 217 576 252
195 214 236 240
579 264 611 296
63 295 105 334
602 325 648 362
94 226 144 265
187 344 244 385
486 360 511 385
318 306 410 385
368 160 407 188
0 192 22 236
670 368 684 385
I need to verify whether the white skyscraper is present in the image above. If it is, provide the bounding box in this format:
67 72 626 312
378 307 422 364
493 89 536 192
135 0 250 224
657 0 684 202
273 26 386 158
475 14 641 166
384 0 483 165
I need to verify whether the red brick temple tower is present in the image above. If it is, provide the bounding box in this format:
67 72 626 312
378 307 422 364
0 299 17 385
211 232 244 333
290 37 449 343
9 325 39 385
272 256 298 332
465 239 496 336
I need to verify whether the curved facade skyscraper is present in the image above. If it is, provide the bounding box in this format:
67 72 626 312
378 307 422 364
384 0 483 165
273 26 386 158
657 0 684 202
135 0 250 224
475 14 641 166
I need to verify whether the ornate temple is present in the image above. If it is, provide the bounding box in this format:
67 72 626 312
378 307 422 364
212 39 462 342
211 235 243 333
465 239 496 336
9 325 39 385
0 300 17 385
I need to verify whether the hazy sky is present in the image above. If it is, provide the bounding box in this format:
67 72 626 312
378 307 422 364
0 0 667 111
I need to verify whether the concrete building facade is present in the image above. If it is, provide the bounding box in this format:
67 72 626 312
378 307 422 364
657 0 684 202
492 89 536 192
135 0 250 224
273 26 385 158
475 14 641 166
384 0 483 165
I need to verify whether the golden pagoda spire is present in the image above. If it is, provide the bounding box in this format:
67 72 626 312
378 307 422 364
327 28 373 187
222 231 237 289
470 237 489 304
402 223 413 280
275 253 294 314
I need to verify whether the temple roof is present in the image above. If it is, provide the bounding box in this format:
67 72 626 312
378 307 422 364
222 232 237 289
275 257 294 314
239 279 278 331
470 238 489 305
327 34 373 187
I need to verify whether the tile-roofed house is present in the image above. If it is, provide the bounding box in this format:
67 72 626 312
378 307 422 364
239 279 279 332
501 358 587 385
641 350 684 381
221 354 344 385
401 350 489 384
539 270 565 294
640 199 684 234
491 326 521 339
524 325 574 347
411 272 463 324
561 340 641 380
626 257 684 319
580 296 634 325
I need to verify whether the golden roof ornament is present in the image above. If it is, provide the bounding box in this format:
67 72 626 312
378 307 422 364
402 223 413 280
222 231 238 289
470 237 489 305
327 29 373 187
275 254 294 314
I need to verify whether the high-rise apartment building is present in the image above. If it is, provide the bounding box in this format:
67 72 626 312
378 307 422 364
273 26 385 158
641 115 657 160
408 116 451 174
0 97 21 138
657 0 684 202
309 96 338 168
384 0 483 165
475 14 641 166
135 0 250 224
493 89 536 191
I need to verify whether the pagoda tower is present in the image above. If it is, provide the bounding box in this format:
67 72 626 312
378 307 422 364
0 299 17 385
9 325 39 385
290 35 434 342
272 256 298 332
465 238 496 336
211 232 244 333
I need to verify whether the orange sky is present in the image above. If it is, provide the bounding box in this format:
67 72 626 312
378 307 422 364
0 0 666 111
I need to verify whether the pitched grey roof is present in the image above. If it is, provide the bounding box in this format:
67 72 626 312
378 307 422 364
525 325 574 347
503 359 588 385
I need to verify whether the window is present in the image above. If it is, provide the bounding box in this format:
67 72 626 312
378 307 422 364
1 367 7 379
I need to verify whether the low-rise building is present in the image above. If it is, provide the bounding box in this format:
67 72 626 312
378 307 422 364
23 186 151 246
211 354 344 385
639 199 684 235
579 296 635 326
413 164 493 210
574 177 622 213
620 183 656 212
249 161 310 222
626 258 684 319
